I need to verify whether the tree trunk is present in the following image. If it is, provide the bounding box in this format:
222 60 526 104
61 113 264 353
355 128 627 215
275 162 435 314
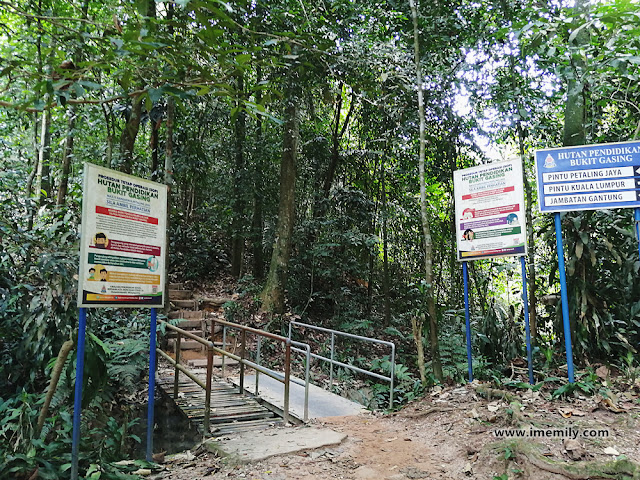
518 124 537 341
231 73 247 278
260 88 299 313
101 104 114 168
37 339 74 435
252 70 265 279
119 95 144 174
322 86 356 200
26 112 40 230
381 159 391 327
409 0 443 382
56 108 76 206
150 118 160 181
36 99 52 206
412 315 427 385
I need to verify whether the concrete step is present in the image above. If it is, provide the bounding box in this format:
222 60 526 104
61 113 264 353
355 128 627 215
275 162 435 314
169 310 204 320
172 299 198 309
188 357 239 368
169 289 193 300
173 319 204 329
166 329 204 338
167 339 204 351
199 297 234 309
169 283 184 290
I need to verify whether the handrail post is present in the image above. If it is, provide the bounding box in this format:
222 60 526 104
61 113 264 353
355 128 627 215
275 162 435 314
239 329 246 393
255 337 261 395
204 345 213 434
304 345 310 422
389 344 395 409
329 332 335 391
221 325 226 377
284 339 291 425
174 333 181 399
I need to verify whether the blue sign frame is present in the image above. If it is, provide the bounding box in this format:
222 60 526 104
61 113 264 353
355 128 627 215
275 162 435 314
535 140 640 213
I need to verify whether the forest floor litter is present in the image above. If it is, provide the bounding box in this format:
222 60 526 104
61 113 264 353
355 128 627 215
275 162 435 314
147 380 640 480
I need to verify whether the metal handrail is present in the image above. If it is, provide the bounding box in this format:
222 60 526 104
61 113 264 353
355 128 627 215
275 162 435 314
288 320 396 409
157 320 216 433
254 337 311 422
210 317 293 424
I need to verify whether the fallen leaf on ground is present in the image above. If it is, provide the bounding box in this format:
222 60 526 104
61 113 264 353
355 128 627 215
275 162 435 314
600 397 625 413
558 407 587 418
596 365 609 380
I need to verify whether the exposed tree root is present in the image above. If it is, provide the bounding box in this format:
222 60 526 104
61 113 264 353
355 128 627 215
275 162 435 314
491 440 640 480
473 384 517 403
402 406 455 419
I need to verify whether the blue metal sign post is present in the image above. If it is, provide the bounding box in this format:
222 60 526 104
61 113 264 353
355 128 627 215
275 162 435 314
70 308 87 480
554 213 576 383
463 261 473 382
147 308 157 461
536 141 640 384
636 208 640 261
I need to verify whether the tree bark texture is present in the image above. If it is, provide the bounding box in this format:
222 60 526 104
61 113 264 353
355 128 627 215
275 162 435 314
409 0 443 382
252 69 265 279
518 124 537 341
36 100 52 206
381 160 391 327
119 95 143 174
231 73 247 278
260 91 299 313
56 108 76 206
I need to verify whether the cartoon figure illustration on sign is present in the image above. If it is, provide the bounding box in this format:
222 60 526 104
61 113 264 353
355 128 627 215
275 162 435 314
461 229 476 251
101 285 107 294
506 213 519 225
461 207 475 220
100 268 108 281
88 267 96 280
146 256 159 272
94 232 109 249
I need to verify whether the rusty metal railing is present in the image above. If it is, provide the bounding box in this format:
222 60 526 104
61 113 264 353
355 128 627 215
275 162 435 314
156 321 216 433
158 318 294 426
210 318 293 424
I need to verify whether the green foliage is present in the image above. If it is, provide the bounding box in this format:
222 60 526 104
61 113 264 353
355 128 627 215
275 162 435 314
0 206 79 394
551 370 608 399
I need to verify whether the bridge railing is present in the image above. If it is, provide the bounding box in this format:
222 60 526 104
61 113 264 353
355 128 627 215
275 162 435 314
156 320 217 433
209 318 295 424
288 320 396 409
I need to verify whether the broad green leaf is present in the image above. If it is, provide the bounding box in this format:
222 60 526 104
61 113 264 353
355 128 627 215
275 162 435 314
235 54 251 65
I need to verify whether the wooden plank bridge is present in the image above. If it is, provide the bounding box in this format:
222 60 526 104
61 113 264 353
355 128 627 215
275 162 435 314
156 368 284 437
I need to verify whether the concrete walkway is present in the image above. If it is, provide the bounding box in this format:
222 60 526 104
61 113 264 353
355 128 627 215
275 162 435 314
206 426 347 462
233 374 366 421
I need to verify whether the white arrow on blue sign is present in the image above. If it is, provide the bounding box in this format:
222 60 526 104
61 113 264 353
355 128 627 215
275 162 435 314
535 141 640 212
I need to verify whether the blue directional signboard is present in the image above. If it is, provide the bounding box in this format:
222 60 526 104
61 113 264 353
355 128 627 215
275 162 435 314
535 141 640 213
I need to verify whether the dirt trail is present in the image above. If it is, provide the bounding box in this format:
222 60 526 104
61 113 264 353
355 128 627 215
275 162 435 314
153 383 640 480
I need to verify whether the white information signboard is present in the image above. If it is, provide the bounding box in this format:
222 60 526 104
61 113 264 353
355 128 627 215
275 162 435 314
453 159 527 261
77 163 168 308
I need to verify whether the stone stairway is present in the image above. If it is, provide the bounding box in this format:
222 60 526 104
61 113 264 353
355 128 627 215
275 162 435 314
165 283 238 366
167 283 208 352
